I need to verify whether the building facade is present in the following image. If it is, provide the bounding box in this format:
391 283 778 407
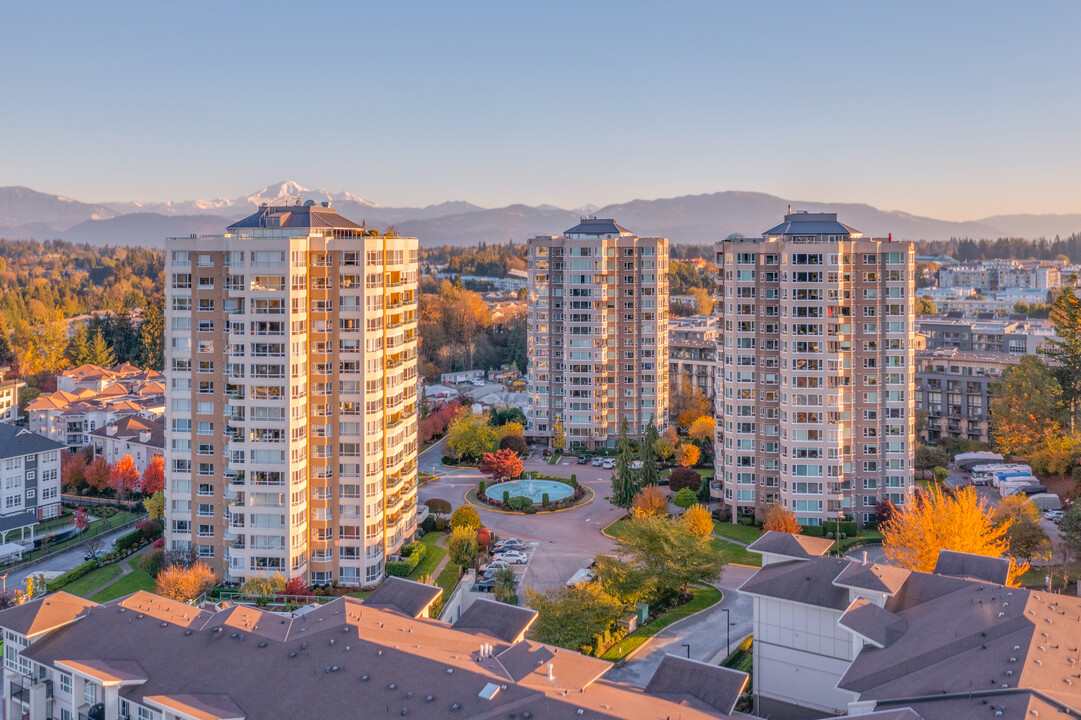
669 314 718 399
0 368 23 424
0 424 64 542
164 202 419 586
712 212 915 526
917 314 1056 355
915 347 1020 444
526 219 669 448
88 416 165 473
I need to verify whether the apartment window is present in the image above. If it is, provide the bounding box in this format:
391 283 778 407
59 672 72 694
84 682 98 705
197 422 213 435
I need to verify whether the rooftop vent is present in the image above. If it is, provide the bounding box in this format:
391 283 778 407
479 683 500 701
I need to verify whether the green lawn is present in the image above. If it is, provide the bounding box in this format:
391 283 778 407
91 557 155 602
548 454 562 465
63 563 123 597
600 585 722 661
661 467 715 480
409 532 447 580
604 518 761 568
711 521 762 545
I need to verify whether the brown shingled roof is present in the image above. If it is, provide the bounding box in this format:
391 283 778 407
746 530 834 559
838 599 908 648
363 576 443 618
643 654 750 716
834 561 912 596
452 598 537 642
0 591 97 638
933 549 1011 586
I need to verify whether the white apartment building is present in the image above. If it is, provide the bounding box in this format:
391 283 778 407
0 368 23 424
165 201 419 586
713 212 915 527
0 424 64 543
525 219 669 448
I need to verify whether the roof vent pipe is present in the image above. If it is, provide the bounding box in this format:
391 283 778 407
863 551 868 565
547 663 554 681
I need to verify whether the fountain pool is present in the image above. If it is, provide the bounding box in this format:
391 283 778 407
493 479 573 503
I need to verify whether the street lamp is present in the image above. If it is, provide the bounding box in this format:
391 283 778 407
721 607 731 660
0 573 6 595
681 643 691 658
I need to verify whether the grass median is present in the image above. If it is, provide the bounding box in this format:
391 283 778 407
600 585 722 661
91 557 156 603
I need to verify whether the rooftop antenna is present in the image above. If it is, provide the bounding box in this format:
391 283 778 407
787 204 792 214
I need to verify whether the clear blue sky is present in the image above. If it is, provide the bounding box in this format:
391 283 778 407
1 1 1078 220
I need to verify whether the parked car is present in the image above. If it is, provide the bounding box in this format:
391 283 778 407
494 538 525 549
494 550 529 564
630 460 643 470
591 457 605 467
1044 510 1065 522
565 568 596 587
479 560 511 574
602 459 615 470
577 455 590 464
475 575 518 592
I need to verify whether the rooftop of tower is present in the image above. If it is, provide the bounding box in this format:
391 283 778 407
228 200 364 230
563 217 632 236
764 211 862 238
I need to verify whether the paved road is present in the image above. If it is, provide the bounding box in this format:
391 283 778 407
5 526 135 591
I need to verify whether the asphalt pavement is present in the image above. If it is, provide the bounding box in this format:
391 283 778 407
5 525 135 592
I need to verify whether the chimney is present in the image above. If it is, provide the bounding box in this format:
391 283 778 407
106 424 117 436
862 551 868 566
139 429 151 443
547 663 553 681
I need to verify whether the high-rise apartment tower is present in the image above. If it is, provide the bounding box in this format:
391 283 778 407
164 202 419 586
526 219 669 448
712 212 914 526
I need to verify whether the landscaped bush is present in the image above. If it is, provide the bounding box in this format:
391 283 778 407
421 515 436 532
441 456 460 466
385 561 413 577
801 524 825 537
507 496 533 511
115 529 143 552
401 541 426 559
46 559 100 593
836 521 859 537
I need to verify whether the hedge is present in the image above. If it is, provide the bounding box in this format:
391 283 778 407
801 524 825 537
46 560 100 593
115 529 143 552
385 544 425 577
507 496 532 511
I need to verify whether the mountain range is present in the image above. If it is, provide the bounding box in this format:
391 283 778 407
1 182 1079 248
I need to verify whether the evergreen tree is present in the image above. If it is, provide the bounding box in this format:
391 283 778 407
0 329 15 366
67 323 90 366
138 295 165 370
611 418 639 507
86 328 116 367
639 418 660 487
1043 287 1081 429
105 311 139 364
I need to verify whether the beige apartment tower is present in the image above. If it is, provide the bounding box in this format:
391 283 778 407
526 219 669 448
712 212 915 526
164 202 419 586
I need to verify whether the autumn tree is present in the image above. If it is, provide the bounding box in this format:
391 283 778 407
140 455 165 494
496 421 524 439
446 410 498 461
676 443 701 468
653 436 675 462
425 498 452 518
875 499 896 527
551 416 566 453
143 491 165 520
74 506 88 532
108 455 140 500
61 452 86 492
84 457 111 492
668 467 702 493
631 485 668 518
525 582 626 651
994 495 1049 560
479 449 524 483
882 486 1027 585
990 356 1067 456
915 296 937 315
688 416 716 443
681 504 714 537
688 287 714 316
610 515 724 598
499 433 528 456
449 505 481 531
446 525 479 573
155 562 217 602
672 386 712 428
763 504 802 533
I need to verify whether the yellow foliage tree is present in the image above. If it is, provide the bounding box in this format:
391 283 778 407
497 421 524 439
672 387 711 428
676 443 700 468
882 486 1028 585
240 573 287 596
688 416 716 442
762 504 802 533
680 504 713 537
630 485 669 518
155 562 217 602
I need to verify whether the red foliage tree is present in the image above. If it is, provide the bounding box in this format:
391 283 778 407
84 457 111 491
141 455 165 494
479 448 524 483
420 399 463 443
476 527 491 550
283 577 312 596
668 467 703 493
108 455 141 499
61 452 87 492
74 506 89 532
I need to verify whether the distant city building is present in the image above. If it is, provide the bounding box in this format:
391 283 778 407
917 314 1057 355
88 415 165 473
0 367 24 424
26 365 165 450
0 423 64 542
915 347 1020 445
938 259 1061 293
526 218 669 448
165 202 419 586
0 581 749 720
742 531 1081 719
434 272 527 291
669 314 718 399
713 212 915 526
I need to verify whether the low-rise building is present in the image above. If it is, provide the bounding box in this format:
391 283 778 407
0 423 65 543
741 531 1081 720
0 367 23 424
917 314 1057 355
0 579 751 720
87 416 165 473
915 347 1021 444
669 314 718 399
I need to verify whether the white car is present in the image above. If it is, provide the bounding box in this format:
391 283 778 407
494 538 525 549
479 559 512 574
591 457 605 467
602 459 615 470
494 550 529 564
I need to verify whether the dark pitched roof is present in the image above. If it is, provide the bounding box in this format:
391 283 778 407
88 415 166 449
875 693 1076 720
933 549 1011 585
563 218 631 236
739 557 851 611
814 709 922 720
227 203 364 230
746 530 834 560
0 592 97 638
834 561 912 596
763 212 861 237
838 599 908 648
363 576 443 618
0 423 66 460
452 598 537 642
643 655 749 716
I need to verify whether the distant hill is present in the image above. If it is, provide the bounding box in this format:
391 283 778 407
1 183 1078 247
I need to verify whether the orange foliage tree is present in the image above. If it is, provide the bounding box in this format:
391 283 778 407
882 485 1027 585
680 504 714 537
155 562 217 602
108 455 140 500
61 452 86 492
631 485 669 518
84 457 111 491
478 448 524 483
141 455 165 494
676 443 701 468
688 416 716 443
762 504 802 533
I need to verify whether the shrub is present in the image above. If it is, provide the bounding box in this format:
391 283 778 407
801 524 825 537
425 498 452 516
450 505 481 531
669 467 702 493
140 548 165 578
542 493 550 508
499 434 528 456
571 474 577 483
441 456 460 466
503 490 510 504
115 529 142 552
385 561 412 577
507 496 533 511
434 517 449 532
46 560 99 592
478 481 486 496
401 541 425 559
673 488 698 509
421 515 436 532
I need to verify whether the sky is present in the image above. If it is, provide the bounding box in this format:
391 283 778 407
1 1 1078 220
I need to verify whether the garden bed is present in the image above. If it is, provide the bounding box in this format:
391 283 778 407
599 585 722 661
468 481 592 513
